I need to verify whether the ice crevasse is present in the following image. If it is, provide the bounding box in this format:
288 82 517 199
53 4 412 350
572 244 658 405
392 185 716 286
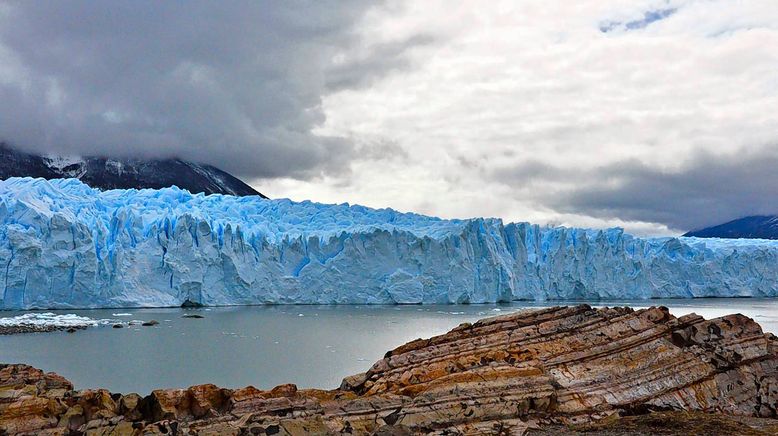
1 177 778 309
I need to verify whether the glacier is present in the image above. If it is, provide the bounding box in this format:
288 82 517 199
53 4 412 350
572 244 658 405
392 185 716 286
2 177 778 309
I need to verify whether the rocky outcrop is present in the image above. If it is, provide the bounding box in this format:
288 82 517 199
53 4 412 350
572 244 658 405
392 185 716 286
2 305 778 435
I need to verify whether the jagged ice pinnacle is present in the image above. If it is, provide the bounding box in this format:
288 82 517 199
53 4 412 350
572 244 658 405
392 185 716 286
2 177 778 309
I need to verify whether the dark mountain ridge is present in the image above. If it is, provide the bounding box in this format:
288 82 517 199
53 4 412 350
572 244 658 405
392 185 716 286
0 143 265 197
684 215 778 240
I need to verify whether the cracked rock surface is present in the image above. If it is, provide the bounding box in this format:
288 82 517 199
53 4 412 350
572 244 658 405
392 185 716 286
2 305 778 435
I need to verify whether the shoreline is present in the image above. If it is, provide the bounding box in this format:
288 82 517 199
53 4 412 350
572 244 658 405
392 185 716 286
2 297 776 338
2 305 778 435
0 325 86 335
0 294 770 312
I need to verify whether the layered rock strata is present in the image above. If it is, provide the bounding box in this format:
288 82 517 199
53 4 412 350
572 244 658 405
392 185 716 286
2 305 778 435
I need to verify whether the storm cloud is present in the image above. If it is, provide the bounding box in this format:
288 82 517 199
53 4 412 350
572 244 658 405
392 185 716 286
491 148 778 232
0 1 423 179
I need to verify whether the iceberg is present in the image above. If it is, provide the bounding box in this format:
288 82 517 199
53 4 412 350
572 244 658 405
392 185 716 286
1 177 778 309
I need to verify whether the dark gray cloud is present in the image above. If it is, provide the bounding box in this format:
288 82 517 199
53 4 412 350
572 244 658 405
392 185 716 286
491 148 778 232
0 1 422 179
325 34 436 91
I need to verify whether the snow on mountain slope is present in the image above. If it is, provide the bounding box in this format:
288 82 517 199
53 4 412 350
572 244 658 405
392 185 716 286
0 143 264 197
2 177 778 309
685 215 778 240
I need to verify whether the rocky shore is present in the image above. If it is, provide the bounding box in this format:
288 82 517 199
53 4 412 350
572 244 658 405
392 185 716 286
2 305 778 435
0 313 113 336
0 325 85 335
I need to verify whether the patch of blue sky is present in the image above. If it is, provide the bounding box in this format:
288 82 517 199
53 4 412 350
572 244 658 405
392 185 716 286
600 8 677 33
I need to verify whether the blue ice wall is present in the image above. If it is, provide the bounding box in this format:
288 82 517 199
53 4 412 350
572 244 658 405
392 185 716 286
2 177 778 309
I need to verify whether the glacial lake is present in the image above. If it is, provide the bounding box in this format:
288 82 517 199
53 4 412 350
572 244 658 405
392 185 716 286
2 298 778 395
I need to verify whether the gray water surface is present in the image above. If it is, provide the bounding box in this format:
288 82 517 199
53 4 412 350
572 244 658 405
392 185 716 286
2 299 777 395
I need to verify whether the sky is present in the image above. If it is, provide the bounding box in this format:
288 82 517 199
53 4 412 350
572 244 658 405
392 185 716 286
1 1 777 236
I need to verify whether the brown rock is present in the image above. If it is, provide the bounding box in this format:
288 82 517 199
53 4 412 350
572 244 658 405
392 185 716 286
0 396 59 434
118 393 143 421
340 372 368 392
57 404 85 431
146 388 191 421
0 364 73 391
73 389 118 421
2 305 778 435
187 384 228 418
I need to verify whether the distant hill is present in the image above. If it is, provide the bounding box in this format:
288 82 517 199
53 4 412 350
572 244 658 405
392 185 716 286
0 143 265 197
684 216 778 240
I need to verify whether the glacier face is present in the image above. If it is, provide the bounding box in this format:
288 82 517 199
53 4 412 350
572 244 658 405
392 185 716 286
2 177 778 309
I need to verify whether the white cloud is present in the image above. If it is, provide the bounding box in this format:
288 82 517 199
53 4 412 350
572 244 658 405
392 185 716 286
265 0 778 235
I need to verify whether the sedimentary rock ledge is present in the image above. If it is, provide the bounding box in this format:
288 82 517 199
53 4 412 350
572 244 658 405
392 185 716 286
2 305 778 435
